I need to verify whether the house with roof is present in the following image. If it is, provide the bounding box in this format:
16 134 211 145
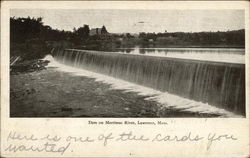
89 26 108 36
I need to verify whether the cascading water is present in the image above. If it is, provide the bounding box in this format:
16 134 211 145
53 48 245 115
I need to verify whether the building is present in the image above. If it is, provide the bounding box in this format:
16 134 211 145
89 26 108 36
148 39 154 42
89 28 102 36
156 36 177 42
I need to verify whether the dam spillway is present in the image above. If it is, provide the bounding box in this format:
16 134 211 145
53 48 245 116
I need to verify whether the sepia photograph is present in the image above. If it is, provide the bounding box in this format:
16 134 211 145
9 9 246 118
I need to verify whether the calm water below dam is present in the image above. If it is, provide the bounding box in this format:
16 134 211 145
53 47 245 116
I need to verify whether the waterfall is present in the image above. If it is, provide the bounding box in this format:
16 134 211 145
53 48 245 115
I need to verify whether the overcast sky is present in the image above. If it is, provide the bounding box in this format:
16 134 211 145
11 9 245 33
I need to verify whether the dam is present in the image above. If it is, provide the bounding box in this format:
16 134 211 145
52 48 245 116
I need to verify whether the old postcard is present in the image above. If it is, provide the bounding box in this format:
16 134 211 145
1 1 249 157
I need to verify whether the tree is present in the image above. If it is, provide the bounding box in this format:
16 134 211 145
75 25 90 40
101 25 108 34
10 17 44 43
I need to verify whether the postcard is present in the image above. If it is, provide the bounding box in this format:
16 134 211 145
1 1 249 157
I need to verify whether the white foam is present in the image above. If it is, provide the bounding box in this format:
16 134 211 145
44 55 242 117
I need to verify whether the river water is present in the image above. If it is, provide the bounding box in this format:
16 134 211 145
116 47 245 64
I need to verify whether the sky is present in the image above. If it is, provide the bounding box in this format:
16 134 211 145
11 9 245 33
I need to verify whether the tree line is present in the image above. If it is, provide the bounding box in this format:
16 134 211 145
10 16 245 47
139 30 245 47
10 17 94 45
